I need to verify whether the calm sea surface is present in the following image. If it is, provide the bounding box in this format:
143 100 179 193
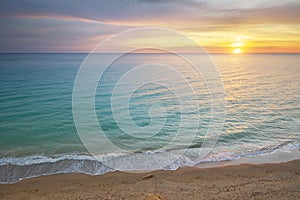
0 53 299 183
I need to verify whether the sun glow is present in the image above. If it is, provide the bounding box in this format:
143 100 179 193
231 39 244 54
231 42 243 47
233 48 242 54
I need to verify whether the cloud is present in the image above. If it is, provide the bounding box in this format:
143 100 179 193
0 0 299 52
0 17 129 52
0 0 299 26
0 0 207 25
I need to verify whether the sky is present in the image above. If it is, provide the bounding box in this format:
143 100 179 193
0 0 299 53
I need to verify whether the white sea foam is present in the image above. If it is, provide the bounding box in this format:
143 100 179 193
1 141 299 184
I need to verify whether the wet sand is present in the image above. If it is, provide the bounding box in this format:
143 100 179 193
0 160 299 200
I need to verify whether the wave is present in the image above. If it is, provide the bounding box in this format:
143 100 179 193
0 141 299 184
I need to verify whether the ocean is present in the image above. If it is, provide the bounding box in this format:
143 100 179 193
0 53 299 183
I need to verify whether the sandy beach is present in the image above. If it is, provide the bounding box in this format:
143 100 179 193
0 159 299 200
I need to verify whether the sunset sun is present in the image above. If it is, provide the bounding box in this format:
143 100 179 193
233 48 242 54
231 40 244 54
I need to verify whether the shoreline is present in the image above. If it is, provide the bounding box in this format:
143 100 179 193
1 143 299 184
0 159 299 199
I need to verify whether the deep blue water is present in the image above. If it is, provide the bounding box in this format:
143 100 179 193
0 53 299 183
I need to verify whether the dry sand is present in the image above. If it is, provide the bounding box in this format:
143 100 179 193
0 160 299 200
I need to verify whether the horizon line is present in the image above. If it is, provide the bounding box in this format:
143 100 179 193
0 52 299 54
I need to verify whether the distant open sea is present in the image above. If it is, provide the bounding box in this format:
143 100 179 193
0 53 299 183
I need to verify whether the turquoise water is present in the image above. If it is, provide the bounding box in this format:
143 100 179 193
0 53 299 183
